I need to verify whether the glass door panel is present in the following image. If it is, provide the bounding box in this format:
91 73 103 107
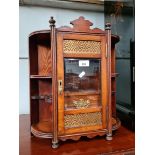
64 58 101 110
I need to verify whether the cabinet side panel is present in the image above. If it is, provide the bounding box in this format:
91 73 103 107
29 38 38 75
38 45 52 76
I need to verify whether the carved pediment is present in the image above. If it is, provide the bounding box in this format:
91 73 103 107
57 16 104 33
70 16 93 31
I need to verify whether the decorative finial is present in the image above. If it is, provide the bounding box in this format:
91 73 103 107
105 23 111 30
49 16 56 28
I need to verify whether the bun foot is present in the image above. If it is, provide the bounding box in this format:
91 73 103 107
52 141 59 149
106 133 113 141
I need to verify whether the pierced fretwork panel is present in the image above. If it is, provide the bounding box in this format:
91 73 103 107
63 40 101 54
64 112 102 128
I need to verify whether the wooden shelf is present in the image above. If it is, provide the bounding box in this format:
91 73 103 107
65 90 100 96
30 75 52 79
65 106 102 115
65 90 115 96
30 73 119 79
31 95 52 103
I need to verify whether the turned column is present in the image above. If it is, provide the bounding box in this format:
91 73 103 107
105 23 113 141
49 17 59 148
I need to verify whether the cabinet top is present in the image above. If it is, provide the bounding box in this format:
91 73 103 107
29 30 119 44
29 16 119 44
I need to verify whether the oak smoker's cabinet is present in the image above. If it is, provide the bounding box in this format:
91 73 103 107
29 16 120 148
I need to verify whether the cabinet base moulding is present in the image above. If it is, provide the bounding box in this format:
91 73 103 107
31 118 121 140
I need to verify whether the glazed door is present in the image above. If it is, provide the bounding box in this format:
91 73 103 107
57 33 108 135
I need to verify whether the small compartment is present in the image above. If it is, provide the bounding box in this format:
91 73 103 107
29 33 52 76
30 74 52 133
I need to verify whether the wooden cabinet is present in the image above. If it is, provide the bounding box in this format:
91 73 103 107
29 16 120 148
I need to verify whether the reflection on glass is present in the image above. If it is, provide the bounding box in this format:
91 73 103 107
64 59 101 92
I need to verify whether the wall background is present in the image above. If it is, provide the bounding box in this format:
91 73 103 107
19 6 105 114
105 13 134 106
